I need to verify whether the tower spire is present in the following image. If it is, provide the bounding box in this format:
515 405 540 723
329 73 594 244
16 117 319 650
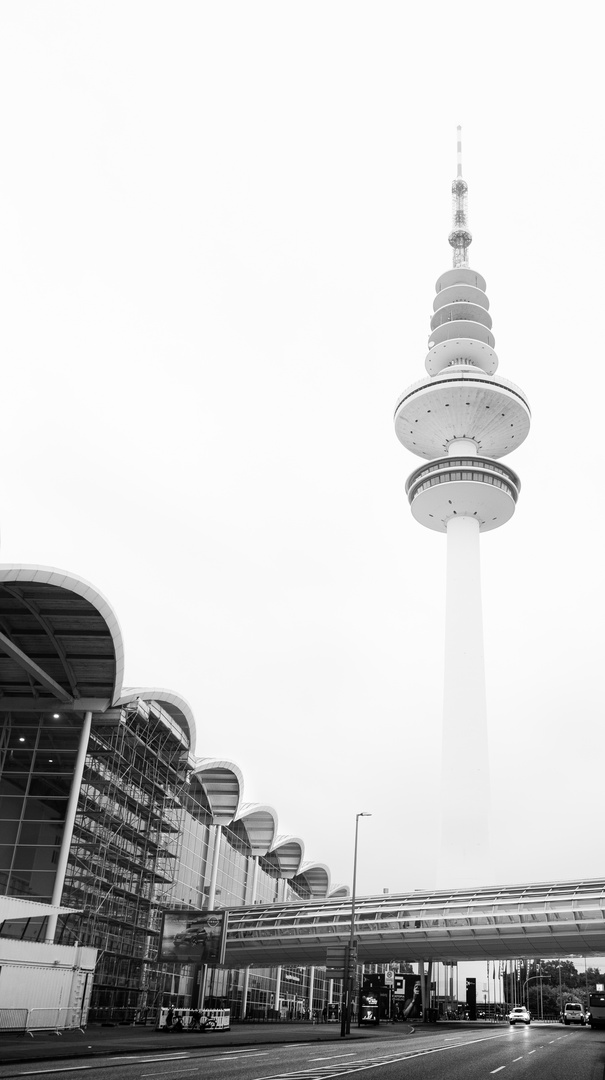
449 125 472 268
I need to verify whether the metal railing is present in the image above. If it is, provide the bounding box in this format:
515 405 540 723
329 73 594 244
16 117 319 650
0 1009 28 1033
0 1007 87 1036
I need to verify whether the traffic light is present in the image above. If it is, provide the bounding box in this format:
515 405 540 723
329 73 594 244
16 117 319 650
466 977 477 1021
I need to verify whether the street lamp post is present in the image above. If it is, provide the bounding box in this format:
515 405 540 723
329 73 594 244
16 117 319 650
522 974 549 1013
340 812 371 1038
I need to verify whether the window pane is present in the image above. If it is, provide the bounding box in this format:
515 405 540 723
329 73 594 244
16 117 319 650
23 798 68 822
0 796 24 819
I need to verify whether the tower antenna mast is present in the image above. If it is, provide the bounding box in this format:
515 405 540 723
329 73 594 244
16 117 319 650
449 125 472 269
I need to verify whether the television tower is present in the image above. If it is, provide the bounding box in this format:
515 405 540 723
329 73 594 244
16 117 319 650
394 129 531 886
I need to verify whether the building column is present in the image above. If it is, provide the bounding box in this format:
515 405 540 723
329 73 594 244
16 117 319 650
274 966 282 1016
237 859 260 1021
248 855 259 904
417 962 426 1018
206 824 222 910
46 710 93 943
417 960 432 1020
199 823 223 1009
328 979 334 1004
242 965 251 1019
308 966 315 1018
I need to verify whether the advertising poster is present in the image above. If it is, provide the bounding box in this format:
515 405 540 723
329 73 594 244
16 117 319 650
359 988 379 1025
393 973 423 1020
159 910 227 964
363 971 423 1023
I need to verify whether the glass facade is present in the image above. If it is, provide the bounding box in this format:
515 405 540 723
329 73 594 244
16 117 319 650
0 712 80 923
0 699 342 1023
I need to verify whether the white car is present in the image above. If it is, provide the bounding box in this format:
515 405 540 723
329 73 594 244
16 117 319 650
561 1002 585 1025
509 1006 531 1025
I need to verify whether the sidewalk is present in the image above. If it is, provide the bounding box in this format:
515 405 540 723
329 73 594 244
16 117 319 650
0 1019 407 1068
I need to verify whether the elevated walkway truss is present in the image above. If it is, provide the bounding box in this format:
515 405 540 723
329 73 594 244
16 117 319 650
224 878 605 967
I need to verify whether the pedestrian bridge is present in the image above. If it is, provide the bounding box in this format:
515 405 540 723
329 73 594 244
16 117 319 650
224 877 605 967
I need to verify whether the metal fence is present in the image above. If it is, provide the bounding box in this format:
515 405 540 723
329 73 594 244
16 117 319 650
0 1007 85 1035
0 1009 28 1033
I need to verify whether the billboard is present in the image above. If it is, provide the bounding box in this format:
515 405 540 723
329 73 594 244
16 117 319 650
362 971 423 1023
393 973 423 1019
359 987 380 1025
159 910 227 964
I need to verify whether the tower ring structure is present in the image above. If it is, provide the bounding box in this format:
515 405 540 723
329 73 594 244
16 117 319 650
394 367 531 460
405 455 521 533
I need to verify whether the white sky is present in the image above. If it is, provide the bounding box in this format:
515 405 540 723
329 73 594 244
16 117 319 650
0 2 603 902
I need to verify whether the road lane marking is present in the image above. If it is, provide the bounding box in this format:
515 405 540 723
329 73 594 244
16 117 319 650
490 1069 506 1074
213 1045 263 1054
252 1031 512 1080
13 1052 192 1079
512 1056 523 1061
217 1053 269 1060
119 1054 189 1060
9 1053 190 1078
528 1050 536 1054
13 1071 93 1077
214 1048 269 1055
141 1067 198 1075
121 1055 189 1064
308 1055 358 1061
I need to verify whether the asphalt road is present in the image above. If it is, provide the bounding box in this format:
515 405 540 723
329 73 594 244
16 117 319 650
0 1024 603 1080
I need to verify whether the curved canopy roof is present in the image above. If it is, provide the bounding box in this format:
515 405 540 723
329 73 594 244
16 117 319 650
329 885 350 898
0 567 199 754
0 565 124 709
266 835 305 879
293 861 331 898
235 803 278 856
192 758 244 825
116 687 196 754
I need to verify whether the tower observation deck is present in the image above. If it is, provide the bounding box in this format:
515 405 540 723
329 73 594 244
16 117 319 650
394 129 531 887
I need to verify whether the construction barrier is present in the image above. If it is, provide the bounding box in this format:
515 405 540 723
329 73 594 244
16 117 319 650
26 1007 85 1034
0 1009 28 1033
156 1007 230 1032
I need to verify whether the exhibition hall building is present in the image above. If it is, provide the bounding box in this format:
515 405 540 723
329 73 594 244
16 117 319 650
0 566 346 1022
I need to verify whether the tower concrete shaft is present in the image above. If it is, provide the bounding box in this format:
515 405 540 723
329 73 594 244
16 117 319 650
441 514 490 886
394 132 531 887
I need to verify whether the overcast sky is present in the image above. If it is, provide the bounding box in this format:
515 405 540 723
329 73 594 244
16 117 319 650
0 2 603 901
